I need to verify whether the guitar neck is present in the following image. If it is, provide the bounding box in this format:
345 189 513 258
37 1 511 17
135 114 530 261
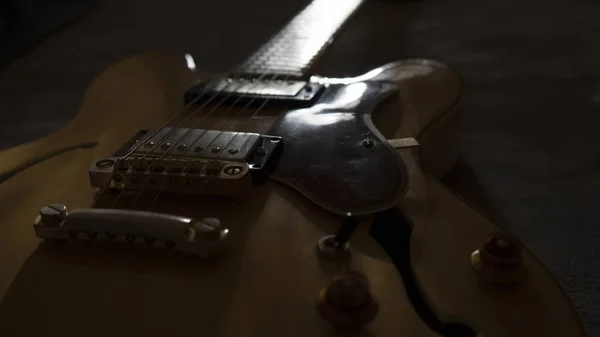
236 0 366 79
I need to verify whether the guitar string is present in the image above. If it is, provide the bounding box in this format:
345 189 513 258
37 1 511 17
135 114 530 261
146 72 295 209
135 79 239 162
102 76 244 208
191 11 317 142
127 43 296 168
122 62 266 164
140 73 287 208
140 45 308 208
108 0 327 208
127 71 281 209
110 20 306 208
101 37 285 206
134 12 312 166
120 0 319 161
120 71 231 160
101 66 254 207
110 75 252 208
127 75 272 208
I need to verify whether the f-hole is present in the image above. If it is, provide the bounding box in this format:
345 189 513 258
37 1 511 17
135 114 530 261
370 208 478 337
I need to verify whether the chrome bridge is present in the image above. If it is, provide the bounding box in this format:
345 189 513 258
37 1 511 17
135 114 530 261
89 128 282 198
33 204 228 257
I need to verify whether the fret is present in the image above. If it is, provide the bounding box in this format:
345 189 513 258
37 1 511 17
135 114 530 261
237 0 366 79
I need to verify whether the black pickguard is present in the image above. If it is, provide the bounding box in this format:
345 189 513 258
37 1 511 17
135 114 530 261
269 81 408 215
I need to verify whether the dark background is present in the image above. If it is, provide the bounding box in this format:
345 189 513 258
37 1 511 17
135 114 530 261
1 0 599 334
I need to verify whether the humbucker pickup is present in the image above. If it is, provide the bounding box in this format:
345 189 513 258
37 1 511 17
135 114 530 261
184 77 323 105
89 129 282 198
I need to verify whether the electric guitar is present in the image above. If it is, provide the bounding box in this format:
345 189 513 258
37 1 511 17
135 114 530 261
0 0 586 336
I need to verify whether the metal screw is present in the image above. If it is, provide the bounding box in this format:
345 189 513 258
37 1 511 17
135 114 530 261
255 146 267 156
161 142 171 149
316 235 350 260
194 145 205 152
224 166 243 176
39 204 68 228
144 141 155 148
228 148 239 155
361 139 375 148
211 146 221 154
177 144 187 151
95 159 115 169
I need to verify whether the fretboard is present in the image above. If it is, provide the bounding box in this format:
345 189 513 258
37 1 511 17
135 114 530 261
236 0 366 79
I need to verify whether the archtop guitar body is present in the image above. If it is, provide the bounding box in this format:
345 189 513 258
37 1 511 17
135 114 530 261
0 0 586 336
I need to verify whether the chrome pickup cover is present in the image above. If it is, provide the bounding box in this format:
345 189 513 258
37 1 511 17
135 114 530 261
129 128 263 162
184 78 323 105
208 78 309 97
89 129 282 198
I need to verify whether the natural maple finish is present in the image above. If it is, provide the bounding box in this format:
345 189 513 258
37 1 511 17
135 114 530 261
0 53 586 337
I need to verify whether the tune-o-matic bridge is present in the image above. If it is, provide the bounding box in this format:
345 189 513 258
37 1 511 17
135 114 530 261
89 128 282 198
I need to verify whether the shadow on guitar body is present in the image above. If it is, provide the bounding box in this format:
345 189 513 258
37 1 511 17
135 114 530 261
442 159 499 221
0 189 269 337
